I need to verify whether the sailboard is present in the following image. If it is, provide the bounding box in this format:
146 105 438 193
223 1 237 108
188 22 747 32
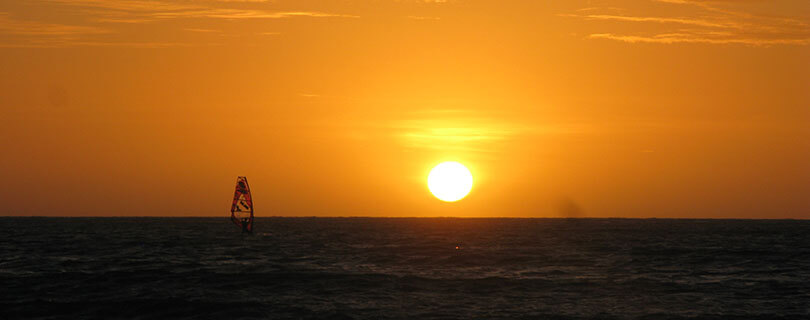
230 176 254 233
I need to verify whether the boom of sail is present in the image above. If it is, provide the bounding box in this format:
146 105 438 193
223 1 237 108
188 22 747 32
230 176 254 233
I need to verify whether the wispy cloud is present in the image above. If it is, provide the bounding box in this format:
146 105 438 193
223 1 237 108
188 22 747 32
43 0 359 21
580 14 732 29
152 9 359 20
0 10 202 48
391 109 538 153
406 16 441 21
96 18 154 23
0 39 192 48
564 1 810 46
589 32 810 46
0 12 108 36
0 0 359 47
0 12 121 47
44 0 198 13
215 0 271 2
184 28 220 33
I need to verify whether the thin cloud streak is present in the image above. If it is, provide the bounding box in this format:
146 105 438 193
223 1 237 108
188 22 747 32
184 28 221 33
0 40 194 48
565 1 810 46
153 9 359 20
581 14 733 29
0 12 118 47
406 16 441 20
44 0 359 21
589 33 810 46
44 0 198 12
391 110 560 154
96 18 154 23
0 13 108 36
0 0 359 47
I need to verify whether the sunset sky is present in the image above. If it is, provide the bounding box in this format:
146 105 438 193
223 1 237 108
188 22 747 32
1 0 808 218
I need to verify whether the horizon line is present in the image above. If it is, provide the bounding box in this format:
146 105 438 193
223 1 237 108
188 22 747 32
1 216 806 220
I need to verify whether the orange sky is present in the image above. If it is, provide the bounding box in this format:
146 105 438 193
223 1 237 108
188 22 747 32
1 0 808 218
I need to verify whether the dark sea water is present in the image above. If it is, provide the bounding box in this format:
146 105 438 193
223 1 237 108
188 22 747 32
1 218 809 319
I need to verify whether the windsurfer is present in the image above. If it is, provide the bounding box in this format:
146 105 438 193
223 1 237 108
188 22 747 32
241 218 251 233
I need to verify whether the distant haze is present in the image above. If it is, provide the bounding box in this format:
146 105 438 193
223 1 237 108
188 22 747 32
0 0 808 218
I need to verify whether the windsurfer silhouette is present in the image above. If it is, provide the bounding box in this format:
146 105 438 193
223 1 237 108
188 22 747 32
241 218 251 233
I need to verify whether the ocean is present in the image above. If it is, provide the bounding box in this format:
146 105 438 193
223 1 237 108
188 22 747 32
1 217 808 319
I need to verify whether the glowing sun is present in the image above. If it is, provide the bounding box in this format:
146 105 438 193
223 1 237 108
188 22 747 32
427 161 473 202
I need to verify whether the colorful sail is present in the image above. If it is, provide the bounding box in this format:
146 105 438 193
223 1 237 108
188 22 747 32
230 176 254 233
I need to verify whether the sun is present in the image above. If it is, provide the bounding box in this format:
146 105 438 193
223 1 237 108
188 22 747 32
427 161 473 202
